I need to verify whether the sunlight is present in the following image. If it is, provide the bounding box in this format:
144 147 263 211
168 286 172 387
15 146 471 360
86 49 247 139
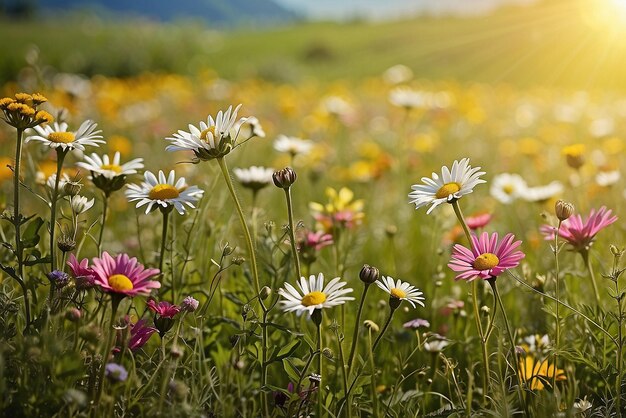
581 0 626 34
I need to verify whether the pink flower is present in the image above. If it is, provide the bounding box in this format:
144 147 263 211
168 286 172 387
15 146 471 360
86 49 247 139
299 230 334 252
127 319 157 351
540 206 618 252
67 253 96 289
466 213 492 230
91 252 160 297
147 300 180 318
448 232 525 281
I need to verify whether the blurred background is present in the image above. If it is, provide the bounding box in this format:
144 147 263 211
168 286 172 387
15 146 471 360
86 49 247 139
2 0 626 89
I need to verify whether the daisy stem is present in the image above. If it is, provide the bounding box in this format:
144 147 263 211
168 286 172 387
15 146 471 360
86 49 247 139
451 200 472 245
95 295 121 405
313 309 324 418
284 187 302 279
12 127 31 328
97 192 109 255
488 279 526 416
367 328 379 418
347 283 370 376
216 157 260 297
159 209 170 296
372 305 397 352
581 250 601 305
553 221 562 388
49 148 68 277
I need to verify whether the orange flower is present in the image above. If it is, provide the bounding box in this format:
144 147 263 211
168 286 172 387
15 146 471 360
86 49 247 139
519 356 566 391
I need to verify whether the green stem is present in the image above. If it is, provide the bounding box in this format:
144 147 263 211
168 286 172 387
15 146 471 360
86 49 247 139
97 193 109 255
260 303 270 417
216 157 260 296
554 221 562 388
489 280 526 416
582 250 601 305
12 128 31 328
347 284 370 375
49 148 67 272
159 209 170 296
317 317 323 418
372 305 397 352
94 296 121 405
451 200 472 245
368 329 379 418
616 279 623 418
284 187 302 279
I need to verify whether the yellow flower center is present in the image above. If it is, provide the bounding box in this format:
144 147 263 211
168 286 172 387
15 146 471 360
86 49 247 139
301 291 327 307
390 288 407 299
200 126 216 141
48 132 75 144
435 182 461 199
149 184 180 200
101 164 123 173
108 274 134 292
503 184 514 195
473 253 500 270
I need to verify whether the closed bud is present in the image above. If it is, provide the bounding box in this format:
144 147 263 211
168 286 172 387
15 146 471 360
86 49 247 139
65 308 82 322
610 245 624 258
57 235 77 253
170 345 184 359
64 181 82 197
322 347 334 360
232 256 245 266
260 286 272 300
555 199 575 221
359 264 380 284
272 167 297 189
363 319 379 332
222 243 233 256
481 305 490 316
385 225 398 237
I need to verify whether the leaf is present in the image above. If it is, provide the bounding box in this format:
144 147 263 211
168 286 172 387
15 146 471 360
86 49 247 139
0 263 19 280
24 255 52 267
21 216 44 248
271 339 302 363
282 359 301 383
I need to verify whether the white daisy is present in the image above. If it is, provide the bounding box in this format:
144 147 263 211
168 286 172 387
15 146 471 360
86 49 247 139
234 116 265 140
389 87 427 110
596 170 620 187
125 170 204 215
26 120 103 152
522 181 563 203
376 276 425 309
233 166 274 191
165 104 247 161
321 96 353 117
279 273 354 316
408 158 486 214
273 135 313 157
69 195 95 214
45 173 70 194
490 173 528 204
77 151 144 179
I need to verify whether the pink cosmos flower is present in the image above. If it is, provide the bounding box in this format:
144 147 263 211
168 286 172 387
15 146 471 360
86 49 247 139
540 206 618 252
448 232 525 281
91 252 160 297
67 253 96 289
466 213 493 230
128 319 157 351
147 300 180 318
298 230 334 252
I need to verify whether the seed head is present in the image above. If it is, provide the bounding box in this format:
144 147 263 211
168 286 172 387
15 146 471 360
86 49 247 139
555 199 575 221
272 167 297 189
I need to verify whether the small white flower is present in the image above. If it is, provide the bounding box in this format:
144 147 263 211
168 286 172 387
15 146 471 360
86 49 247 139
233 166 274 191
376 276 425 308
233 116 265 140
389 87 427 109
408 158 486 214
70 195 95 214
321 96 353 117
273 135 313 157
596 170 620 187
573 396 592 413
522 181 563 202
279 273 354 316
26 120 103 152
46 173 70 193
125 170 204 215
165 104 248 160
77 152 144 179
382 64 413 85
423 334 450 352
490 173 528 204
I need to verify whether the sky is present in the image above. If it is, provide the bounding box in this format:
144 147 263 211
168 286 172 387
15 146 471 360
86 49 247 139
273 0 538 20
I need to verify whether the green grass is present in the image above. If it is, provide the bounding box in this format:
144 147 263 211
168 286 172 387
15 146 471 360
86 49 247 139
2 0 626 89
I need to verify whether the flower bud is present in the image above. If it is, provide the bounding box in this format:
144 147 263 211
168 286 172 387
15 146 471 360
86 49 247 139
359 264 380 284
260 286 272 300
48 270 70 288
272 167 297 189
481 305 490 316
64 181 82 197
610 245 624 258
232 256 245 266
180 295 199 312
385 225 397 237
57 235 77 253
170 345 184 359
555 199 574 221
322 347 334 360
65 308 82 322
222 243 233 256
363 319 379 332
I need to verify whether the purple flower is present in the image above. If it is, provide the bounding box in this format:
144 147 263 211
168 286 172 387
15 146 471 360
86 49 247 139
403 318 431 329
128 319 157 351
181 296 199 312
48 270 70 288
105 363 128 382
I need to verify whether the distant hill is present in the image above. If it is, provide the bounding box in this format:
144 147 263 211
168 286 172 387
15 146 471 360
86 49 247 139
35 0 300 26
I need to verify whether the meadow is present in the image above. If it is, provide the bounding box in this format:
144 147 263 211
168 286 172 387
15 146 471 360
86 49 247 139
1 1 626 417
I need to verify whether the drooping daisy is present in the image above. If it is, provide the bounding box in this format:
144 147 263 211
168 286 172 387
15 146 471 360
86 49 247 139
26 120 104 152
278 273 354 316
273 135 314 157
233 166 274 192
165 104 248 161
408 158 486 214
522 181 563 203
91 251 160 297
490 173 528 204
125 170 204 215
77 151 144 180
539 206 617 252
448 232 525 281
234 116 265 140
376 276 425 308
